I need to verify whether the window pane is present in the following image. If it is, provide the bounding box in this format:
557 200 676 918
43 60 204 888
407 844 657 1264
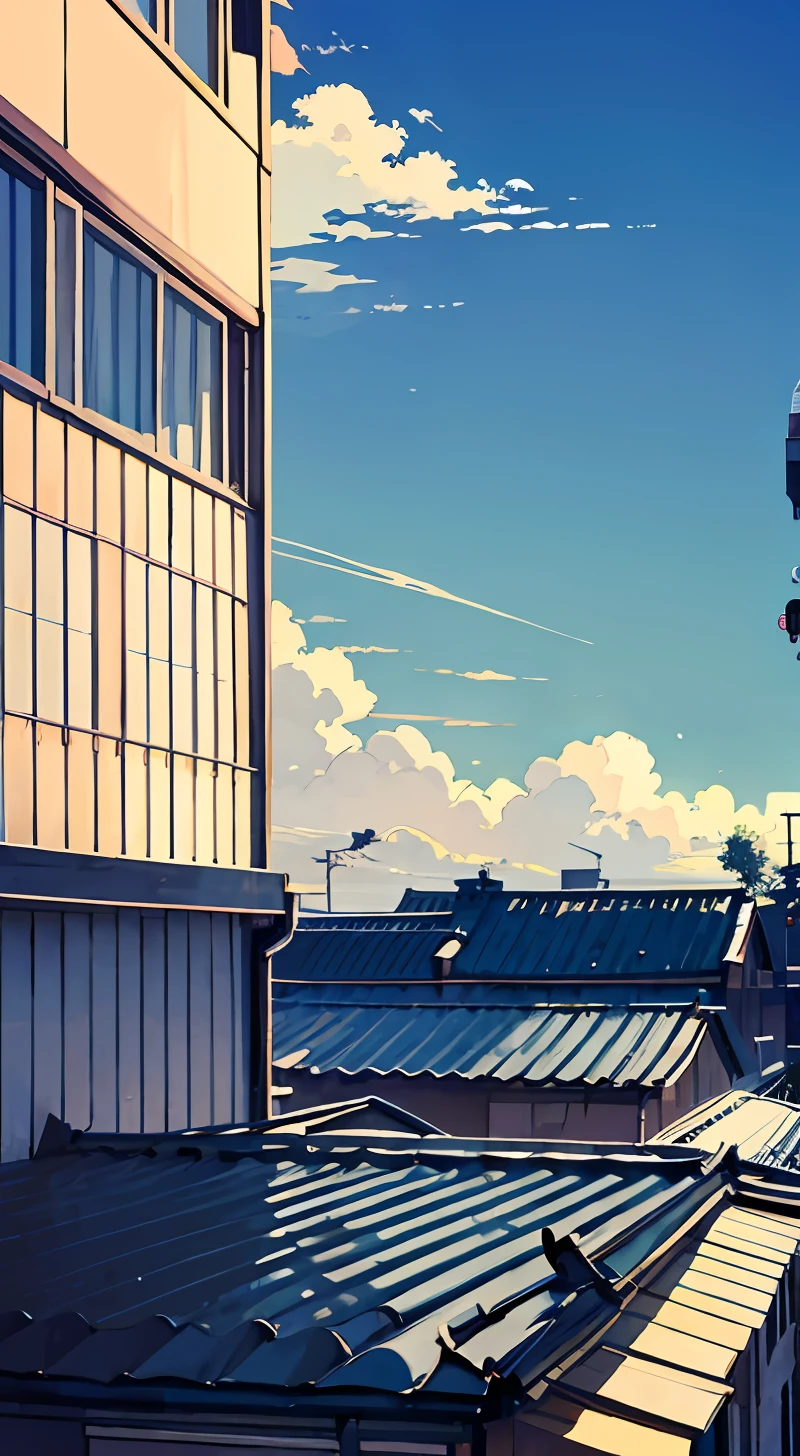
173 754 194 862
0 163 44 380
3 391 34 506
173 0 218 88
149 748 171 860
36 520 64 723
67 426 93 530
67 730 95 853
162 286 222 479
55 201 76 401
96 439 122 542
84 228 155 441
97 542 122 736
124 742 147 857
96 736 122 857
215 591 233 763
37 410 65 519
35 722 65 848
195 756 214 863
215 762 232 864
4 715 34 845
234 767 250 866
67 532 93 729
121 0 156 26
195 583 214 757
125 554 147 741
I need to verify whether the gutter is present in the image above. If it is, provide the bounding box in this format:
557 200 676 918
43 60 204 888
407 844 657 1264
262 893 299 1119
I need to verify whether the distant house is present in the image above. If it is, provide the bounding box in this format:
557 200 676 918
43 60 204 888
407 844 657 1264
271 877 785 1140
1 1095 800 1454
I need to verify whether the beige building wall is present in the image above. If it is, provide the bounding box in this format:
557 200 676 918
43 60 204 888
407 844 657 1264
0 0 273 868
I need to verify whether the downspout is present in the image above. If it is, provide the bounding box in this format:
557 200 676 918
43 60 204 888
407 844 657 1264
262 892 299 1119
638 1089 652 1143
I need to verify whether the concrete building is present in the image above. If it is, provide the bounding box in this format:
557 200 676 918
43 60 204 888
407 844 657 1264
0 0 290 1160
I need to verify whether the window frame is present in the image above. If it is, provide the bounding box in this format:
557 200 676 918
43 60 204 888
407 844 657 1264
0 137 47 388
49 202 232 494
109 0 227 106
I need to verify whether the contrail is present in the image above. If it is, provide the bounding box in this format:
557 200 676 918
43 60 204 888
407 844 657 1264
272 537 593 645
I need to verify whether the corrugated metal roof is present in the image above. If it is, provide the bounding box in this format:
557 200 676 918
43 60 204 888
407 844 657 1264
395 890 457 914
272 999 709 1089
655 1090 800 1169
275 890 752 986
453 889 748 981
0 1108 712 1401
278 921 453 982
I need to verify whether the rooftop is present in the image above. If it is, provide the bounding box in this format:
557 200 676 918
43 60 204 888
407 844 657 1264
2 1095 800 1448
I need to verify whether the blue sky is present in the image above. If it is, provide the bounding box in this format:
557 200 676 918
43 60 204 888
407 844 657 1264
271 0 800 809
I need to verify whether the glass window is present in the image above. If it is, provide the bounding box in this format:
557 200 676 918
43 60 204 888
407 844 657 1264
173 0 218 89
67 533 93 729
3 715 34 845
2 392 34 506
36 520 64 724
121 0 157 25
55 200 76 401
162 285 222 479
84 227 155 442
0 160 44 380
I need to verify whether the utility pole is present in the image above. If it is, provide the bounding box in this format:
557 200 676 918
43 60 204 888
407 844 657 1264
314 831 379 912
781 812 800 868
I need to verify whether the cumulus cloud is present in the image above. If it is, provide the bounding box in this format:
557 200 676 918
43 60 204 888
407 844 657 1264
270 257 376 292
272 605 792 907
322 220 394 243
308 615 347 623
575 222 610 230
272 83 498 248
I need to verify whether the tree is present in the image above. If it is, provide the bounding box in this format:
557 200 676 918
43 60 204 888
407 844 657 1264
718 826 781 898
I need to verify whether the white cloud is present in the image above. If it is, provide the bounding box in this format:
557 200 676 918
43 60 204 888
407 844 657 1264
273 535 592 642
335 644 400 654
505 178 534 190
460 221 513 233
270 257 376 292
272 607 791 906
417 666 517 681
272 83 497 248
373 302 408 312
308 615 347 623
323 220 394 242
409 108 443 132
521 221 569 231
575 222 610 230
